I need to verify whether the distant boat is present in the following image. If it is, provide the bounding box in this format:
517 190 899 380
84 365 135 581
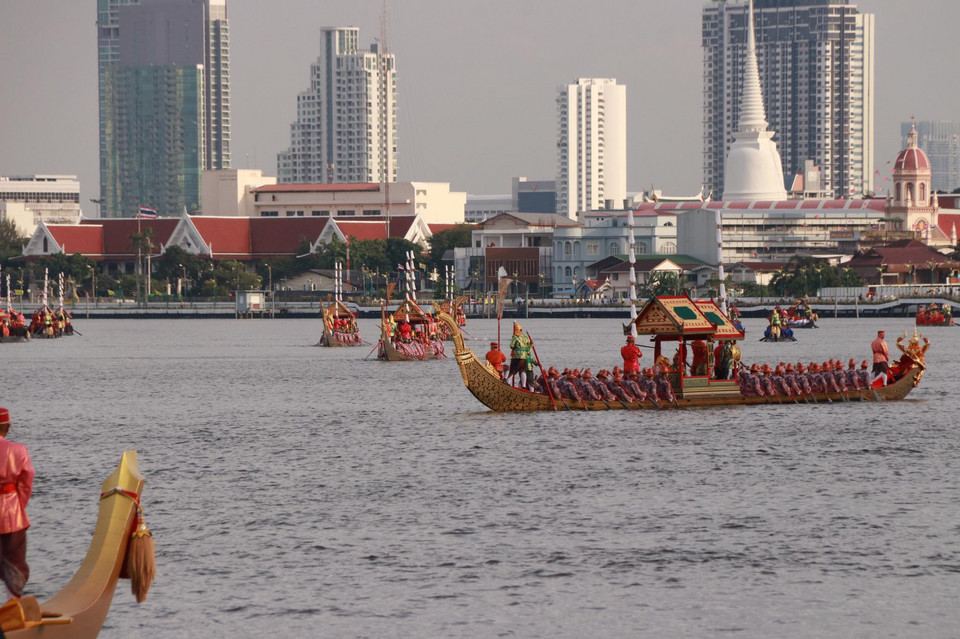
0 305 30 343
318 300 362 347
378 299 446 361
916 303 954 327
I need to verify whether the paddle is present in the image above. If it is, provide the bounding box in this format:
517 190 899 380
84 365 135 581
363 340 382 361
526 332 557 411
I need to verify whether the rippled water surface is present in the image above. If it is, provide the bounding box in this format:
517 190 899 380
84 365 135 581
1 316 958 638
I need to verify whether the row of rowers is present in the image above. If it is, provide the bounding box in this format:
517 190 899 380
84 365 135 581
738 359 878 399
533 365 677 406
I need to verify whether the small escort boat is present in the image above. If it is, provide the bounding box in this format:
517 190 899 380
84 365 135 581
437 295 925 412
915 303 954 327
378 299 446 361
318 299 362 347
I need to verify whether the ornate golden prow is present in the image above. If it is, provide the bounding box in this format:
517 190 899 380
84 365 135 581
436 311 466 353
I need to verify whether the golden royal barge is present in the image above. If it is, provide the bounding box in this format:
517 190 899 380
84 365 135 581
438 296 925 412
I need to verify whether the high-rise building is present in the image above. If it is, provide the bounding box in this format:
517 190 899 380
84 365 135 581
703 0 874 200
98 0 230 217
901 120 960 194
277 27 398 185
555 78 627 221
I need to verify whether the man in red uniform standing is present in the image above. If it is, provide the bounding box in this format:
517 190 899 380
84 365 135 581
621 335 642 375
871 330 890 384
0 408 33 600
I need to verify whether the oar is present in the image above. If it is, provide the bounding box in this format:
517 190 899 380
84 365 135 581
526 332 558 411
363 340 383 361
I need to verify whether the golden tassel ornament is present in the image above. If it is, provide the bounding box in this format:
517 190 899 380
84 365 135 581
126 505 156 603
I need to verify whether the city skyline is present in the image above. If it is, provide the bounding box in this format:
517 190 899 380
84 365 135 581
1 0 957 217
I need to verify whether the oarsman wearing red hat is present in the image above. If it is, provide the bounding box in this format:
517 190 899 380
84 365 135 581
0 409 33 600
758 364 776 396
559 369 583 402
858 360 872 389
638 369 660 407
845 359 863 391
620 335 642 375
739 364 764 397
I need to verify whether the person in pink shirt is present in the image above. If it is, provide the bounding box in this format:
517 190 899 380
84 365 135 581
0 408 34 600
871 330 890 385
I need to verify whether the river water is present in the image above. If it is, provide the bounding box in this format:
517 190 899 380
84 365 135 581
0 315 957 638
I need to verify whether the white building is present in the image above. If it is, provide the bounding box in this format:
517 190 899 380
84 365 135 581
722 0 787 202
465 194 511 224
277 27 397 185
0 175 83 237
556 78 627 220
201 169 276 217
249 182 466 224
703 0 875 200
552 208 678 293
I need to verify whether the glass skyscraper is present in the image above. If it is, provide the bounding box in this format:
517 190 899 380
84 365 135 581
97 0 230 217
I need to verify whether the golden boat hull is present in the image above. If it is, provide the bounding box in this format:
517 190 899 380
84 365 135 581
8 451 145 639
436 313 923 412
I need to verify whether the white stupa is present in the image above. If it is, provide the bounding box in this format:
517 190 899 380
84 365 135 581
722 0 787 201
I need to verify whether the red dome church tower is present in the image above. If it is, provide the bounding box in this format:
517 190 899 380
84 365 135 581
886 117 941 243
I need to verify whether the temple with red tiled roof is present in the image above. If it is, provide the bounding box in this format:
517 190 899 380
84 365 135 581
19 212 443 278
845 239 960 285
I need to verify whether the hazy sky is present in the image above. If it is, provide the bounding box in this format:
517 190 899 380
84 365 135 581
1 0 957 214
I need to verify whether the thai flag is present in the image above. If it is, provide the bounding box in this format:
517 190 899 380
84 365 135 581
137 207 159 218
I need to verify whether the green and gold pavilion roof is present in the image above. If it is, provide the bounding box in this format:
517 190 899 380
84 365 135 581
633 295 743 339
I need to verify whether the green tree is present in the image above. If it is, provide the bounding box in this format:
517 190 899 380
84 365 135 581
640 271 681 297
208 260 261 296
739 281 770 297
154 246 207 295
0 219 26 269
768 257 864 298
426 224 473 273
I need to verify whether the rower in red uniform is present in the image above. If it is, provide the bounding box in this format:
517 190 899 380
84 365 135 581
0 409 34 600
620 335 642 374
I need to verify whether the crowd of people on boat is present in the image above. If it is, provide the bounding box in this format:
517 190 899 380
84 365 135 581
0 307 29 340
325 315 362 345
388 315 446 359
916 303 953 326
27 307 72 338
483 326 927 404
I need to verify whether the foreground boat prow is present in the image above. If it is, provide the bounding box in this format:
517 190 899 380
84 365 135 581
7 451 147 638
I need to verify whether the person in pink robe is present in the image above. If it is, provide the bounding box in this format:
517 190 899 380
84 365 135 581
0 408 34 599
